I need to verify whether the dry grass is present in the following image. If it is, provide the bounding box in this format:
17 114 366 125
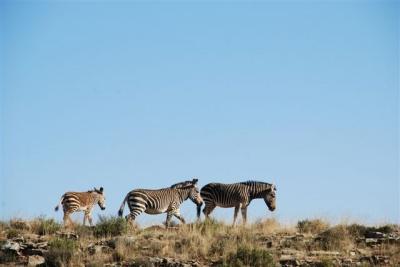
0 217 398 266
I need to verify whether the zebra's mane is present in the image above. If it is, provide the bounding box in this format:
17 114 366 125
87 187 104 194
240 180 272 186
171 178 198 189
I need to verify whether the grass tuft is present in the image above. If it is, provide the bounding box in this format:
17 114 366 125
45 238 78 266
297 219 330 234
31 216 62 235
223 245 275 267
93 216 128 237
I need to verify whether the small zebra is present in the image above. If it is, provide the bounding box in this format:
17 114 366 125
55 187 106 227
200 181 276 225
118 179 203 227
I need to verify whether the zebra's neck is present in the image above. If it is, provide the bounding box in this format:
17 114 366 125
247 182 270 199
176 188 191 203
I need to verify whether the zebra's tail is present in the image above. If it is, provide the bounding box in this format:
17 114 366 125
54 195 64 212
118 194 128 217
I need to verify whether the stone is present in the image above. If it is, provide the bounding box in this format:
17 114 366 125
2 240 20 252
365 238 378 246
365 231 385 239
280 255 301 267
55 231 79 240
27 255 45 266
310 250 340 256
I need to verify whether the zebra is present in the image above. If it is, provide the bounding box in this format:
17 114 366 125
55 187 106 227
200 181 276 225
118 179 203 227
170 178 203 218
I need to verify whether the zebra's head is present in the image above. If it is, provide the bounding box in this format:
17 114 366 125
94 187 106 210
173 179 203 218
264 184 276 211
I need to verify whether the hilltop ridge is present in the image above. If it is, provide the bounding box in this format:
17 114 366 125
1 217 399 266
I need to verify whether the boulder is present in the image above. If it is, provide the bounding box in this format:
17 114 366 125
27 255 45 266
1 240 20 252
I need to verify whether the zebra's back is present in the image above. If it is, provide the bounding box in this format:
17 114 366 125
201 183 248 208
61 192 93 212
127 188 178 214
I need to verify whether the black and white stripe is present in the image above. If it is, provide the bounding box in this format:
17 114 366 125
200 181 276 224
118 180 203 227
55 187 106 226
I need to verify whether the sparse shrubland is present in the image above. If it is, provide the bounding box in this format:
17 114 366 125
0 217 399 266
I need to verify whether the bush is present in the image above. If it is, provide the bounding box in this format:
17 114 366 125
297 219 329 234
224 245 275 267
93 216 128 237
347 224 396 239
316 225 352 251
9 219 30 231
46 238 77 266
6 229 22 239
31 217 62 235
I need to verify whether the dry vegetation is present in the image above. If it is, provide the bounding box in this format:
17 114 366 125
0 217 399 266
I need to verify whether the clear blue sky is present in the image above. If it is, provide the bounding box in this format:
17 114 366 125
0 1 398 225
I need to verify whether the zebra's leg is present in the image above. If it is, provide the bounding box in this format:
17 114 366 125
88 212 93 226
63 212 74 228
233 205 241 226
165 212 173 228
241 206 248 224
63 212 70 227
126 212 138 227
202 202 216 220
83 211 88 226
172 210 186 224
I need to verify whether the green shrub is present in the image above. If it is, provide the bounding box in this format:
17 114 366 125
224 245 275 267
46 238 78 266
32 217 62 235
297 219 329 234
93 216 128 237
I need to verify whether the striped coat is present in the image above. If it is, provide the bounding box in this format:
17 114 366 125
118 180 203 227
200 181 276 224
55 187 106 226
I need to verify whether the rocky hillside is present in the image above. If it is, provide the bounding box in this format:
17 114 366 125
0 217 399 266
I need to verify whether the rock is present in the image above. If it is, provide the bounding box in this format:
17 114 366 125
56 231 79 240
27 255 45 266
349 251 356 256
280 255 301 266
1 240 20 252
24 248 47 256
309 250 340 256
281 249 305 257
365 238 379 246
365 231 385 239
